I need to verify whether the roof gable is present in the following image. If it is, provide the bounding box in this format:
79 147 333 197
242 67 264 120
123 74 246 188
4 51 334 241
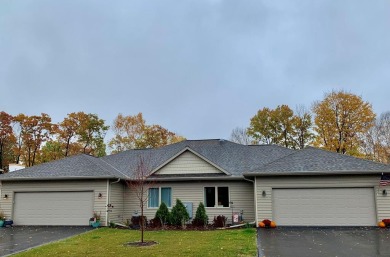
152 148 229 175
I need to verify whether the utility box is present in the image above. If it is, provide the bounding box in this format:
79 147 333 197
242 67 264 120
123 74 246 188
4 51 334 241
183 202 193 219
233 212 239 224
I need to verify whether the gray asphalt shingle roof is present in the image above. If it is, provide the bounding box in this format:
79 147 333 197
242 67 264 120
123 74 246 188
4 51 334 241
0 154 121 180
245 146 390 175
1 139 389 181
101 139 295 177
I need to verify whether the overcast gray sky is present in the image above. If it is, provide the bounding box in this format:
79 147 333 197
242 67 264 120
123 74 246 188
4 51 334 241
1 0 389 140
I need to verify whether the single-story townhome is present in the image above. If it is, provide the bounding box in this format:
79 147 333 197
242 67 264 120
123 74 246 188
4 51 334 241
0 139 389 227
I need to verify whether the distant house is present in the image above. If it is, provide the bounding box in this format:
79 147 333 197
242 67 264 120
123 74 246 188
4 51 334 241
0 139 389 227
8 163 25 172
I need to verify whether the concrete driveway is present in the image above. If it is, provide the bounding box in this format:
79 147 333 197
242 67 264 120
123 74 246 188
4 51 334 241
258 227 390 257
0 226 93 256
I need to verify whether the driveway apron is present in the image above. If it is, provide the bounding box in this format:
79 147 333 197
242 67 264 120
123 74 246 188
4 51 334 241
0 226 93 256
257 227 390 257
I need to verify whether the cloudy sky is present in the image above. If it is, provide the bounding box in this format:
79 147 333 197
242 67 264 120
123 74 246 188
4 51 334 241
1 0 389 140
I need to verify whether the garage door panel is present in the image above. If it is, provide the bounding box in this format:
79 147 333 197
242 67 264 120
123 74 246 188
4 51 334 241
273 188 376 226
14 192 94 226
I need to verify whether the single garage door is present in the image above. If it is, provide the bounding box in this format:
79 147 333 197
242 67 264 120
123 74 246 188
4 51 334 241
273 188 376 226
14 192 94 226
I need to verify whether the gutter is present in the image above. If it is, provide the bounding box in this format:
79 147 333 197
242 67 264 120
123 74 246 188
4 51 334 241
0 176 117 181
143 176 245 182
243 170 388 177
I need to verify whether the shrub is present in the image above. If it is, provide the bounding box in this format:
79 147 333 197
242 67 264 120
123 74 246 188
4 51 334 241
155 202 170 227
93 211 101 221
0 210 5 221
192 202 208 227
262 219 271 227
382 219 390 227
149 217 162 228
170 199 189 228
131 216 147 229
213 215 227 227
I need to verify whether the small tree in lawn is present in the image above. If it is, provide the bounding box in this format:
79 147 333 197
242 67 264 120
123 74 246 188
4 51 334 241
155 202 170 229
126 156 154 243
192 202 208 227
170 199 189 229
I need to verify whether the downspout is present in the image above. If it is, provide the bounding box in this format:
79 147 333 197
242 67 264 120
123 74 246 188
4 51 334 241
243 176 257 226
107 178 121 226
106 180 109 226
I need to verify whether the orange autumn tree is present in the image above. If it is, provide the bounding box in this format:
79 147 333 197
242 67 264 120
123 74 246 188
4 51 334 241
57 112 109 157
13 113 54 167
312 90 376 156
109 113 185 153
0 111 16 172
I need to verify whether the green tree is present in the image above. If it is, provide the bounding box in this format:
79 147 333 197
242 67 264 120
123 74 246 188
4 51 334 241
38 141 64 163
155 202 170 228
312 90 375 155
170 199 189 229
193 202 208 227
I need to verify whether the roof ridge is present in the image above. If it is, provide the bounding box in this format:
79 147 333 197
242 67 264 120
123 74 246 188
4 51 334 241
98 157 131 179
304 146 390 167
82 155 119 178
256 148 299 170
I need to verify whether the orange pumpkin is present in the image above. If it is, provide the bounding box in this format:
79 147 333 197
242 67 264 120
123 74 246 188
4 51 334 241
378 221 386 228
270 221 277 228
258 222 265 228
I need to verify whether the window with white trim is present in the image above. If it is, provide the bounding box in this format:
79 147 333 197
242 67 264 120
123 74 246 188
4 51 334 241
148 187 172 208
204 186 229 207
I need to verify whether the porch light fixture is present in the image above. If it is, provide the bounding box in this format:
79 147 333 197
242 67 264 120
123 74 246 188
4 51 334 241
262 190 266 197
3 194 8 200
98 193 103 199
383 189 387 196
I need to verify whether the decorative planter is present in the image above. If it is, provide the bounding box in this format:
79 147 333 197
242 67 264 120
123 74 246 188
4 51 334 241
91 221 101 228
0 220 4 227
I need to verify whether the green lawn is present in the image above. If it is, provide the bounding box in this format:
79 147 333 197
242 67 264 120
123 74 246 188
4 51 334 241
14 228 257 257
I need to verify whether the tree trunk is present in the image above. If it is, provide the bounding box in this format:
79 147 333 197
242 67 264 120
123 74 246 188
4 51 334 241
141 205 144 243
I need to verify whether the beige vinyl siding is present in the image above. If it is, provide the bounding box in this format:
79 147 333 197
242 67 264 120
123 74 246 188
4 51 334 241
0 180 108 225
108 182 124 223
155 151 223 175
124 180 255 224
376 187 390 221
255 175 385 225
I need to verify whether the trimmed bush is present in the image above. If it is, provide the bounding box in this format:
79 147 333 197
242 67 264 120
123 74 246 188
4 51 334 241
213 215 227 228
192 202 208 227
170 199 189 228
155 202 170 227
149 217 162 228
131 216 147 229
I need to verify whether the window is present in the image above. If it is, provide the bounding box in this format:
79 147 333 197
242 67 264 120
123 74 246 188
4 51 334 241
148 187 172 208
148 188 159 208
161 187 172 207
204 187 229 207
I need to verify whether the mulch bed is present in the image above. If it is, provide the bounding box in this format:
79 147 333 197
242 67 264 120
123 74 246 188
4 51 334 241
125 241 158 247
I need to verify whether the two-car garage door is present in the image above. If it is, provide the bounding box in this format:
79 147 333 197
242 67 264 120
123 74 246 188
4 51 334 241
14 192 94 226
273 188 376 226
